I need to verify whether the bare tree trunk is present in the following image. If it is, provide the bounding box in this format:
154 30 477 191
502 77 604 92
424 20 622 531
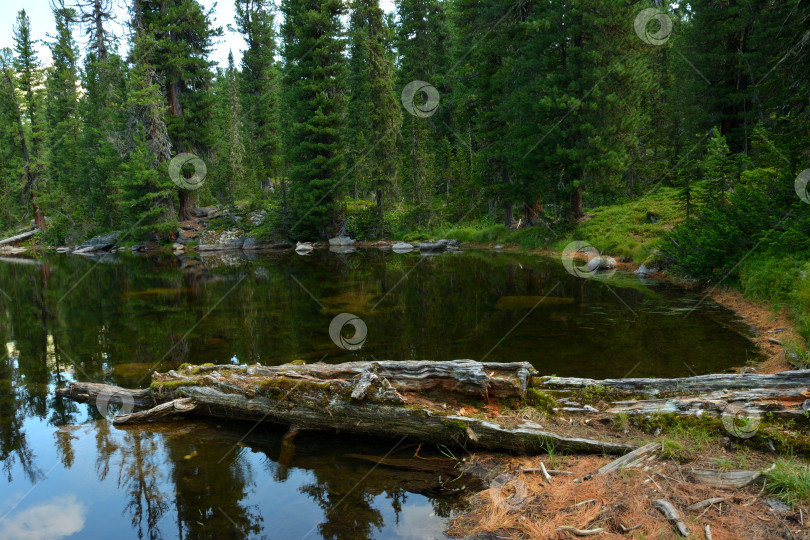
571 185 583 219
503 202 513 228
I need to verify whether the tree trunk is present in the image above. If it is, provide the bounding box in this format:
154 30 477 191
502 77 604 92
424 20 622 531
503 201 513 228
178 191 194 221
376 188 384 239
571 185 583 219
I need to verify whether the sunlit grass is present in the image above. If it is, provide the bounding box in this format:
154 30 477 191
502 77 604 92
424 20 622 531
765 457 810 506
409 186 685 262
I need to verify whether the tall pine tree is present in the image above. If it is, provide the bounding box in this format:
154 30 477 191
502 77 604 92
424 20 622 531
347 0 401 236
281 0 347 238
234 0 283 193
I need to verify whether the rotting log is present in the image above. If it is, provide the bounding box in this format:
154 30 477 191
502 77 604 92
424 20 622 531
604 387 810 419
539 369 810 419
56 360 634 455
537 369 810 394
183 359 536 398
56 361 810 455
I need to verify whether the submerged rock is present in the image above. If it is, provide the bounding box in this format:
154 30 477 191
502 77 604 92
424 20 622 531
242 236 292 251
329 245 357 254
392 242 414 253
419 241 447 253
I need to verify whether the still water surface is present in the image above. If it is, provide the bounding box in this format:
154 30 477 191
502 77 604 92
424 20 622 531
0 248 758 539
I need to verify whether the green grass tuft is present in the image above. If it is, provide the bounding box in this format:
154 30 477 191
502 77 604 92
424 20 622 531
765 457 810 506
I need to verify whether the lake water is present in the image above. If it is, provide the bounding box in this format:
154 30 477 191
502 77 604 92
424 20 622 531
0 248 758 539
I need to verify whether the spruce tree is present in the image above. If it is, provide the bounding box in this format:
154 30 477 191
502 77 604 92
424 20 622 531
234 0 283 193
347 0 401 237
395 0 449 226
0 49 28 230
281 0 347 239
12 10 46 228
77 26 126 230
134 0 222 220
43 7 82 229
211 51 246 206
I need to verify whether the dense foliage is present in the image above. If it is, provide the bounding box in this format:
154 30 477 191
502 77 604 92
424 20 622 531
0 1 808 280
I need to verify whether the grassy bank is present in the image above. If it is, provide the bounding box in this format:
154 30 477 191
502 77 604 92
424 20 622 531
406 186 684 262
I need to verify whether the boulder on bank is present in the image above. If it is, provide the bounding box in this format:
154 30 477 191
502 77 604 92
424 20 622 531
328 235 355 246
77 232 119 252
585 256 617 273
198 229 245 251
191 207 217 218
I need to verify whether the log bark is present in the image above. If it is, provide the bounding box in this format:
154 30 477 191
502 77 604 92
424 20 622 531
184 359 536 398
604 387 810 419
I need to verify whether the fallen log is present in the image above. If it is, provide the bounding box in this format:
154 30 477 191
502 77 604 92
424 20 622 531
0 228 36 247
56 360 634 455
538 370 810 419
537 369 810 395
604 387 810 419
